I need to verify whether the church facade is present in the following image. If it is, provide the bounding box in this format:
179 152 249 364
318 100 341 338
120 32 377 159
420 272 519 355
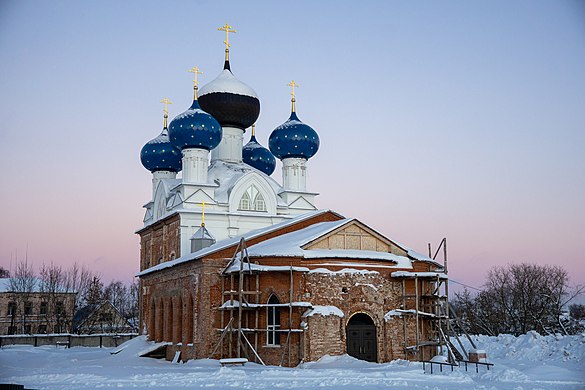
137 25 447 366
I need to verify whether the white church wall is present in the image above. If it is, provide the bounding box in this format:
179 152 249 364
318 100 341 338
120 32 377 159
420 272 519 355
210 127 244 163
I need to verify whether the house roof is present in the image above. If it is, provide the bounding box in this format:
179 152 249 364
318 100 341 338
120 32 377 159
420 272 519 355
242 219 430 267
138 210 442 278
73 300 132 332
137 209 343 277
0 278 74 293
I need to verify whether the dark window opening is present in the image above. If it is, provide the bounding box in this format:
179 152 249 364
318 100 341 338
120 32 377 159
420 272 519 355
7 302 16 316
267 295 281 346
55 301 65 315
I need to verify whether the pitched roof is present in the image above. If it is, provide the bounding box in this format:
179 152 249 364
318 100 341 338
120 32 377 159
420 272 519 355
243 219 418 267
0 278 73 293
137 209 343 277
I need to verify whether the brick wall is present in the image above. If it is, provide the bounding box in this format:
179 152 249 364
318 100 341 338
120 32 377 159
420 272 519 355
138 210 444 366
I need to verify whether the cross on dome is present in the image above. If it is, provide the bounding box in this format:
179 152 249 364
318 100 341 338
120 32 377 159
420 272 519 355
188 66 204 99
160 97 173 128
288 80 299 112
160 97 173 115
218 23 236 62
188 66 203 86
288 80 299 99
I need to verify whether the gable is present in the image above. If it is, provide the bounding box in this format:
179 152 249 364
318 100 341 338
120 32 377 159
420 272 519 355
288 196 317 211
182 188 216 206
303 220 408 256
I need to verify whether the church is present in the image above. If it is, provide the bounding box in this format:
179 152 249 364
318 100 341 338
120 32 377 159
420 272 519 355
136 24 448 366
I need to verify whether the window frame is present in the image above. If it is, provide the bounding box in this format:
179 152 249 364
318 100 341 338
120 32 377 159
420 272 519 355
266 294 281 346
40 302 48 315
24 301 33 315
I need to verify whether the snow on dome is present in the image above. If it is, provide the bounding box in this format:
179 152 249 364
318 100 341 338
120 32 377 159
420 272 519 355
199 69 258 98
242 134 276 175
198 69 260 130
140 128 182 173
269 111 320 160
168 100 222 151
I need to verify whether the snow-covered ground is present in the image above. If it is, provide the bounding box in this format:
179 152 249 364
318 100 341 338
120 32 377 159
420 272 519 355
1 332 583 389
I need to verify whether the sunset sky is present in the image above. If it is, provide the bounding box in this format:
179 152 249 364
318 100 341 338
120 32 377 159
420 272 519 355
0 1 583 298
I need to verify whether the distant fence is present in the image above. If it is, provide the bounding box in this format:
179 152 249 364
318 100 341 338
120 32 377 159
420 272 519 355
0 333 138 348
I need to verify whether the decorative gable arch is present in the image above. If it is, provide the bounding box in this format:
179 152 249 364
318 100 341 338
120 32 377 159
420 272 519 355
228 171 277 214
153 181 169 220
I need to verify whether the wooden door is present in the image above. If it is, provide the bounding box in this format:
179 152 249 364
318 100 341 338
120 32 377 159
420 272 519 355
346 313 377 362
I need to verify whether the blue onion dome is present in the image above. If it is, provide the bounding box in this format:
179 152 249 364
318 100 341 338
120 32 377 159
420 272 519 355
198 59 260 130
242 124 276 175
140 114 182 173
269 111 320 160
168 98 222 151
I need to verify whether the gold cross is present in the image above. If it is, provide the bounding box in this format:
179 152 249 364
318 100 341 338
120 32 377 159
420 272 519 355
187 66 203 87
160 97 173 115
218 23 236 50
201 201 205 226
288 80 299 99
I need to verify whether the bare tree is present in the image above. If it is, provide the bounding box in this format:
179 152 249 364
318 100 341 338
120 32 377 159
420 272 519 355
103 279 139 332
0 266 9 278
84 276 104 306
39 262 69 333
128 279 139 330
8 259 36 334
451 263 581 336
104 280 127 315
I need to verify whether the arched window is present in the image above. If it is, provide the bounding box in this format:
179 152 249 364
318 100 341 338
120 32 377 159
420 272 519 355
254 192 266 212
267 294 281 346
239 191 251 210
239 186 268 212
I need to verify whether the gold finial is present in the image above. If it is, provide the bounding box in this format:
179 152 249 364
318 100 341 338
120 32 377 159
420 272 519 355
218 23 236 60
201 201 205 227
251 124 255 137
187 66 203 100
288 80 299 112
160 97 173 128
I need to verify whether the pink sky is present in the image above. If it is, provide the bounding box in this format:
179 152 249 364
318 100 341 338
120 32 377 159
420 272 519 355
0 1 583 300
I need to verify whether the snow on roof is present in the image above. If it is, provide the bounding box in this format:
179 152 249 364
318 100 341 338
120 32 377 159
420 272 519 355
220 300 312 309
303 305 344 318
384 309 438 320
406 249 442 266
137 209 340 277
199 69 258 98
224 261 309 274
308 268 380 275
391 271 448 279
244 220 414 266
0 278 72 293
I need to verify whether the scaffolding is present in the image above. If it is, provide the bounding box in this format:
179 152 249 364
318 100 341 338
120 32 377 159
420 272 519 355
209 238 308 366
392 238 477 363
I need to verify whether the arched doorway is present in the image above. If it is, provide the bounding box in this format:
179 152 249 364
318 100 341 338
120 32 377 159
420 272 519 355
346 313 377 362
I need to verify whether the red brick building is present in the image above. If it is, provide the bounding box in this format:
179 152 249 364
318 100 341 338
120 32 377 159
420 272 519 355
137 27 448 366
137 210 447 366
